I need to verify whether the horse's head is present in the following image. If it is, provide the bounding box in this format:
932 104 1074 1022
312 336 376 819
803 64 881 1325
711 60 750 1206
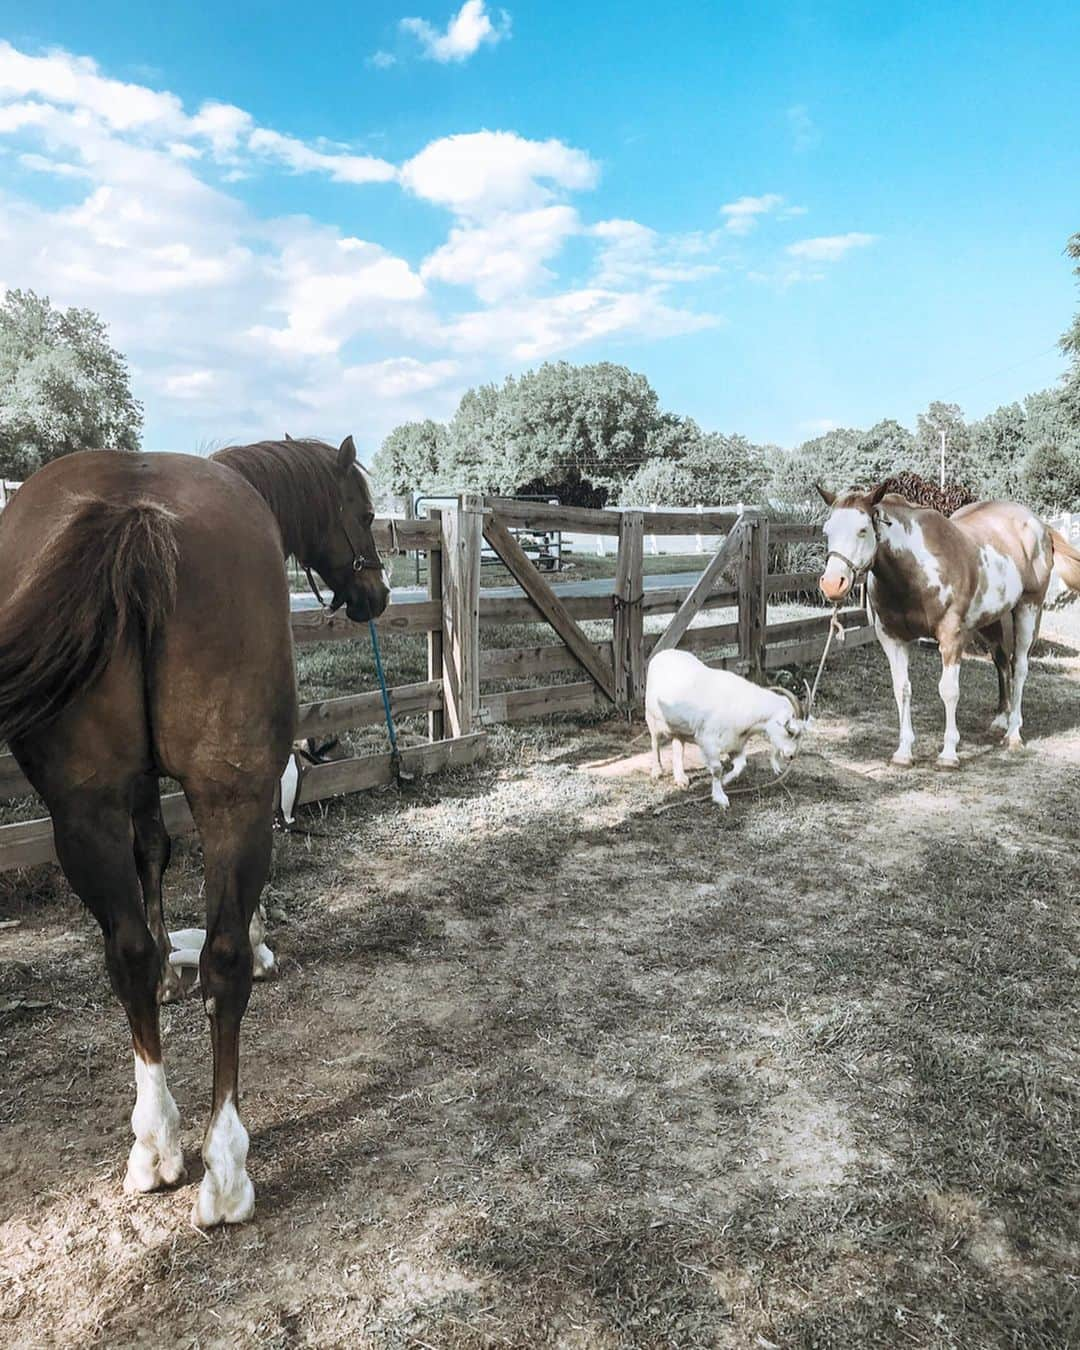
817 482 889 603
314 436 391 622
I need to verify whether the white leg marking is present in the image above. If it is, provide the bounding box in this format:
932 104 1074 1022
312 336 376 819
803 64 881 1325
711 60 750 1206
193 1095 255 1227
1006 604 1038 750
124 1056 184 1194
671 738 689 789
938 661 961 766
876 625 915 765
249 908 276 980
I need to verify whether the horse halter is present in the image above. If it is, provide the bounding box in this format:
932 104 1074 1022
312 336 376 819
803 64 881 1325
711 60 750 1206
824 511 880 585
304 508 383 611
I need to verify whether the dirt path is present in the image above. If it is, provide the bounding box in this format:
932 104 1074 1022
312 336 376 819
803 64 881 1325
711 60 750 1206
2 636 1079 1348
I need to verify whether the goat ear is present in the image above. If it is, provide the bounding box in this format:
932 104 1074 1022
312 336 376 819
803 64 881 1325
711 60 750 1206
867 481 889 508
815 483 836 506
336 435 357 473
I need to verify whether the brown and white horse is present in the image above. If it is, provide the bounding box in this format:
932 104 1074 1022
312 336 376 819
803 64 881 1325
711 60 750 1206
0 436 388 1225
817 485 1080 766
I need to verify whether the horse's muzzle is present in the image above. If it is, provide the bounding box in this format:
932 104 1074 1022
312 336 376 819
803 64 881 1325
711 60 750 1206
819 573 850 603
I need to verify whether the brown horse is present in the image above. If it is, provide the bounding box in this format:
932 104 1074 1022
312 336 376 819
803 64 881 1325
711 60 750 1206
0 436 388 1225
817 484 1080 766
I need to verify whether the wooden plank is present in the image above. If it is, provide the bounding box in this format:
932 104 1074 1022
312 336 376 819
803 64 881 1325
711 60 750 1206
480 592 615 624
291 599 441 644
650 518 746 659
296 682 442 738
0 734 488 872
480 681 599 725
640 509 744 535
297 732 487 804
441 495 483 737
480 640 615 681
738 518 768 681
426 507 445 742
766 570 821 596
373 518 441 552
613 511 644 704
764 607 867 646
640 586 738 616
481 499 744 537
643 622 740 659
483 498 623 534
483 512 617 704
765 624 876 669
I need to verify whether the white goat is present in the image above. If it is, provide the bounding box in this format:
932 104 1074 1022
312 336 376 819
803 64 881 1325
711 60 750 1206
645 649 808 808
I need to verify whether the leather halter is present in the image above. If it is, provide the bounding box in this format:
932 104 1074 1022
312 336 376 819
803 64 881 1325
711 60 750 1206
825 511 881 585
304 509 383 610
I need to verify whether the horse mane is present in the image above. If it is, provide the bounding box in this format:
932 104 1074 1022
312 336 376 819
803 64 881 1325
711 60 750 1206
211 438 365 563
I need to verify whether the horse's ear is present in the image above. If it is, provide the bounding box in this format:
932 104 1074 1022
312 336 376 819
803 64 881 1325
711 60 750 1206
336 435 357 473
815 483 836 506
867 482 889 508
284 433 294 442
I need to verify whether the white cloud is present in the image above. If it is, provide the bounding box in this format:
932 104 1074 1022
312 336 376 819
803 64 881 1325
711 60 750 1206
786 232 876 262
721 193 785 235
248 128 396 185
0 40 719 448
422 205 580 301
591 219 723 285
400 130 596 219
367 51 398 70
401 1 510 63
787 104 819 153
443 287 718 361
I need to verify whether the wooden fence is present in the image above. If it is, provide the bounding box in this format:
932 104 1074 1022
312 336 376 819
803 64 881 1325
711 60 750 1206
471 498 873 726
0 497 871 871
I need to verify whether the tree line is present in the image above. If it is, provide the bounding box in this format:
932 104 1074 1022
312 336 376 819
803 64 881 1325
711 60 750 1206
2 230 1079 512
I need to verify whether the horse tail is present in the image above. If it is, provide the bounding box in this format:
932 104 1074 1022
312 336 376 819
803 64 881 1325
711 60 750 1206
1049 528 1080 593
0 496 179 745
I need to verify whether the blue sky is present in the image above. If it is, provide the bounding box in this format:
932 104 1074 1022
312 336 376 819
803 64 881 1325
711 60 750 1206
0 1 1077 455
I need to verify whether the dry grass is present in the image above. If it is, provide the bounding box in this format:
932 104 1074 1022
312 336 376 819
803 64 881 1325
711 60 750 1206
1 623 1079 1348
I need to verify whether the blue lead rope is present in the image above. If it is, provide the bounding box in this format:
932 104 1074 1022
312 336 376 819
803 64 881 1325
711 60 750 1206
368 619 399 759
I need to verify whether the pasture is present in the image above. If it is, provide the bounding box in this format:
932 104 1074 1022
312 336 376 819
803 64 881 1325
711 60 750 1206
1 616 1079 1348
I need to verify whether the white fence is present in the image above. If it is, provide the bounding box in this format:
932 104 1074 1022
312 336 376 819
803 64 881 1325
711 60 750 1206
565 503 757 559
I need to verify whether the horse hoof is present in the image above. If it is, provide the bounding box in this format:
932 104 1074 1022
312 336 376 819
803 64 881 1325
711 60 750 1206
649 766 662 781
937 754 960 770
673 774 690 790
1005 735 1025 753
192 1172 255 1227
890 753 913 768
124 1142 186 1194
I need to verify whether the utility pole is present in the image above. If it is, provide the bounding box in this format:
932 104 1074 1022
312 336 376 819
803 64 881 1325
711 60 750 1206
939 428 946 490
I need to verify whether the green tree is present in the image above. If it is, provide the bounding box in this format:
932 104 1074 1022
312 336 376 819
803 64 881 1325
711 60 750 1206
1020 439 1080 513
617 457 697 506
444 382 503 489
1061 232 1080 426
915 401 970 486
850 419 917 483
372 419 448 496
767 427 862 502
967 401 1027 498
0 289 142 478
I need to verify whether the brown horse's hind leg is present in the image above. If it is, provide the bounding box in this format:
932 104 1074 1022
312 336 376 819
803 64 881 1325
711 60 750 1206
132 775 182 1004
188 792 274 1227
51 794 184 1194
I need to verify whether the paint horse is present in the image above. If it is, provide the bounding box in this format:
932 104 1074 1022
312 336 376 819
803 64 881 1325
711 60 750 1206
817 484 1080 766
0 437 389 1225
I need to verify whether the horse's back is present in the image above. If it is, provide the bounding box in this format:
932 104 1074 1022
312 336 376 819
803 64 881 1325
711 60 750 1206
0 450 296 800
949 499 1054 591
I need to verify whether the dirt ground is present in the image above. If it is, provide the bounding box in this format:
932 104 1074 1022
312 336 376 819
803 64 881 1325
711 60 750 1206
1 622 1079 1348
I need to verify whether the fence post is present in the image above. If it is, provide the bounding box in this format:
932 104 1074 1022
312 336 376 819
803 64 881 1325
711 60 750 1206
613 511 644 707
440 493 482 737
426 507 445 742
738 513 768 681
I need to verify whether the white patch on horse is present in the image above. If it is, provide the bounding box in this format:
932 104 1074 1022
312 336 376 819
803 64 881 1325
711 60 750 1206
883 517 953 606
821 508 875 593
124 1056 184 1194
967 546 1023 627
193 1094 254 1226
